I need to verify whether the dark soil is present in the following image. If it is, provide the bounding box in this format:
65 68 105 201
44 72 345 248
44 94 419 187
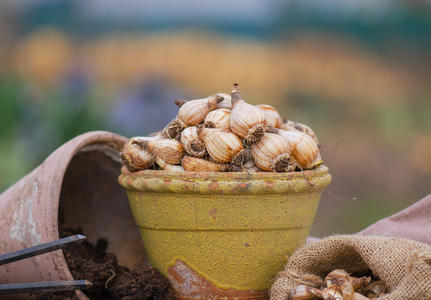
33 228 175 300
108 266 174 300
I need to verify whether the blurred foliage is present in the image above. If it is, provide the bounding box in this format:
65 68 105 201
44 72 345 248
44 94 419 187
0 75 105 189
1 1 431 236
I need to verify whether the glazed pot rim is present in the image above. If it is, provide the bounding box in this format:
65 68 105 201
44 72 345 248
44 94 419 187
118 165 331 195
120 164 328 180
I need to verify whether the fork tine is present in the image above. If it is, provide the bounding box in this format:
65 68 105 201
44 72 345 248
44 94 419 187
0 235 86 266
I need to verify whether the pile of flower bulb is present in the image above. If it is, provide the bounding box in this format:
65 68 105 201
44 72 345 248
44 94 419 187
121 83 322 173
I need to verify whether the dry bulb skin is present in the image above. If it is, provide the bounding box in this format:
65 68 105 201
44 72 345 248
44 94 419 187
121 82 324 172
244 165 262 173
256 104 283 129
148 130 164 138
177 94 223 126
174 99 187 107
230 83 266 145
324 269 354 300
182 156 231 172
282 119 319 145
289 285 323 300
321 288 343 300
216 93 232 109
204 108 231 130
162 118 186 139
120 137 154 172
272 128 321 169
230 160 262 173
251 133 294 172
155 156 185 172
180 126 206 157
351 276 371 291
198 127 246 165
129 135 162 142
177 94 229 109
288 269 380 300
163 94 223 139
360 280 386 298
142 138 184 165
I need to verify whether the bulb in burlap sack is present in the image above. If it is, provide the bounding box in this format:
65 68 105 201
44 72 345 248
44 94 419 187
289 285 324 300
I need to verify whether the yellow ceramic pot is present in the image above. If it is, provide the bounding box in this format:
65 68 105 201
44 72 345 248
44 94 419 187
118 165 331 299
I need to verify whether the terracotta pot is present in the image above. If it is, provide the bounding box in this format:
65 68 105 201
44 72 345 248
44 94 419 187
0 131 145 299
118 165 331 299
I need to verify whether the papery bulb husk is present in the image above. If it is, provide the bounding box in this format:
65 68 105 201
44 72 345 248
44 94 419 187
133 135 163 142
281 119 296 131
198 127 245 164
290 285 324 300
276 129 321 169
243 159 256 169
281 119 319 145
229 161 262 173
256 104 283 129
231 149 247 166
322 288 343 300
204 108 231 130
174 99 187 107
216 93 232 109
230 84 266 144
243 147 253 163
143 138 184 165
251 133 294 172
232 147 253 167
149 130 164 137
120 137 154 171
245 165 262 173
155 157 185 172
180 126 206 157
324 269 354 298
294 121 319 145
162 118 186 139
243 160 263 173
182 155 231 172
177 94 223 126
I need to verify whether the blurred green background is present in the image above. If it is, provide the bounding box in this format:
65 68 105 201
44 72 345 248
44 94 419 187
1 0 430 237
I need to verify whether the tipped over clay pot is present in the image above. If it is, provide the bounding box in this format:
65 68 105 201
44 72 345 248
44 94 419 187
0 131 145 299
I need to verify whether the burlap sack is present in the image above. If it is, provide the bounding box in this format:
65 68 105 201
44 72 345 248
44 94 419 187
270 235 431 300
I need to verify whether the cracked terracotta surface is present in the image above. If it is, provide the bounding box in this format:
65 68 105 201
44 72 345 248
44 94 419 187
0 131 145 300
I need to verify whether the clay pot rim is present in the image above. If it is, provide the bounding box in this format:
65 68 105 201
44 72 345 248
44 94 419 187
118 165 331 195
